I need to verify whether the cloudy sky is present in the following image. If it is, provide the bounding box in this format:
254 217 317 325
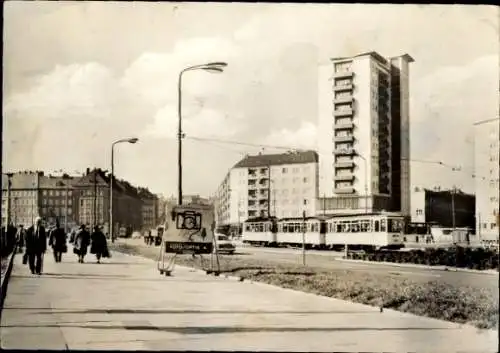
3 2 498 197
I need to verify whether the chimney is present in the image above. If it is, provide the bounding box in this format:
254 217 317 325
86 168 90 175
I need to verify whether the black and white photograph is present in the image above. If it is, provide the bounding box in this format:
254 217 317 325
1 2 499 351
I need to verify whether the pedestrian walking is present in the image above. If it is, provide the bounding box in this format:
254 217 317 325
73 224 91 263
25 217 47 275
49 220 67 263
17 225 26 254
69 229 76 244
90 225 110 263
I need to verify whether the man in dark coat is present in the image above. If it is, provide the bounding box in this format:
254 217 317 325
25 217 47 275
90 225 109 264
49 220 67 263
74 224 91 263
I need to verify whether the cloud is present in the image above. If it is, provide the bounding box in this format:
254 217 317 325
121 37 240 109
261 122 318 150
2 36 248 194
410 54 498 192
143 104 244 139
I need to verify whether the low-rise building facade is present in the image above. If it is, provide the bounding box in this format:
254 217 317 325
215 151 319 230
410 186 475 230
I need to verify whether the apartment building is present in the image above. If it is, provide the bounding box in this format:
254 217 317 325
39 174 79 229
317 51 414 216
215 151 319 229
474 118 500 242
1 172 80 230
1 171 41 227
2 169 160 235
73 168 145 235
137 187 158 230
410 186 475 229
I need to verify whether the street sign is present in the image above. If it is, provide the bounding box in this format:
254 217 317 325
163 203 215 254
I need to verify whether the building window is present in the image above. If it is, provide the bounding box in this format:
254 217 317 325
416 209 423 215
491 223 496 229
282 168 288 173
335 62 352 73
43 190 47 196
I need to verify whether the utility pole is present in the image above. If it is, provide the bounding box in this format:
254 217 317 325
65 181 69 233
451 187 456 231
273 188 276 218
13 197 18 226
323 194 326 216
31 181 35 225
477 213 481 243
6 173 13 228
267 165 271 217
302 208 306 266
93 169 97 228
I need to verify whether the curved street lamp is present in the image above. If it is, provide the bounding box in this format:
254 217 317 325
110 137 139 243
178 62 228 206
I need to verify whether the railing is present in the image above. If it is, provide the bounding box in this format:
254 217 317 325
0 227 17 258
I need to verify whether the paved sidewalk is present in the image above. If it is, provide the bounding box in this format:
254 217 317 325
1 247 497 351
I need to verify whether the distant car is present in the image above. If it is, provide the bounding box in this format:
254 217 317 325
214 234 236 255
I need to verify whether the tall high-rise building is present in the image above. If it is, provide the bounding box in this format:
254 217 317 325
317 51 414 216
474 118 500 243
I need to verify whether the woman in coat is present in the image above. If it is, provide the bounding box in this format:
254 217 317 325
74 224 91 263
90 225 109 263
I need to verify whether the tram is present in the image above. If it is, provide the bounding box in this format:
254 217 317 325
242 217 278 246
324 212 405 251
276 217 327 249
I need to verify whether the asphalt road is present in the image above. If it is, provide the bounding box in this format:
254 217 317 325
237 245 499 292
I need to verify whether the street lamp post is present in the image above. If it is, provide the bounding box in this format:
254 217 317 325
110 137 139 243
6 173 13 228
64 182 69 234
178 62 228 206
302 207 306 266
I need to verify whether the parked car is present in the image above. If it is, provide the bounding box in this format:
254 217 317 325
214 234 236 255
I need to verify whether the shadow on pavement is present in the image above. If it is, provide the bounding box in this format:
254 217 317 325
3 308 380 315
8 274 237 283
0 323 453 334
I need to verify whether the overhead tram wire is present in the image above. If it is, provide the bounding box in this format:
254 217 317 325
185 134 487 181
187 137 250 156
184 135 306 152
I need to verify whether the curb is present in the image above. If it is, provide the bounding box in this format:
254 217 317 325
0 245 18 321
337 258 500 275
110 245 248 283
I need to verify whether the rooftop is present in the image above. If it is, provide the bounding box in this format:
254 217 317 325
2 172 39 190
331 51 414 65
39 174 79 189
233 150 318 169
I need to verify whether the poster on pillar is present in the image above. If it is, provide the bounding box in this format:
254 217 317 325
163 203 215 254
